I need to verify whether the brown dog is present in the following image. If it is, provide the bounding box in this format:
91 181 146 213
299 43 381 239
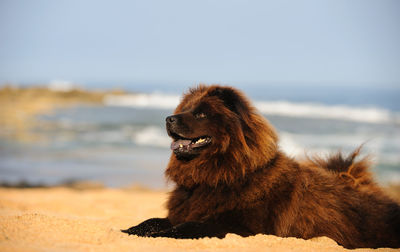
122 85 400 249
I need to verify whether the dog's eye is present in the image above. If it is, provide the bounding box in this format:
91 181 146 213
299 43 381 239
195 112 207 119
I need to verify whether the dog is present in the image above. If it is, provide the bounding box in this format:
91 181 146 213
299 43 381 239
122 85 400 249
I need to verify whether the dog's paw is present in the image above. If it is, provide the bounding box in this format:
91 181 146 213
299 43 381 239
121 225 145 236
121 218 172 237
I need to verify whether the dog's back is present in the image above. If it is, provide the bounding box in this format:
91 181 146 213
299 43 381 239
294 149 400 248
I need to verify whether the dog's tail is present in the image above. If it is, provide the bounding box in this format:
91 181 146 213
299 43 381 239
307 146 375 187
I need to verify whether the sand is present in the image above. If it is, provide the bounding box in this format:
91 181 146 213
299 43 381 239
0 187 398 252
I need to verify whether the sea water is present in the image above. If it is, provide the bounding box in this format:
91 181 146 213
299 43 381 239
0 83 399 188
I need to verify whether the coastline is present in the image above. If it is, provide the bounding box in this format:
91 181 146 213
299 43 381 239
0 85 125 142
0 186 399 252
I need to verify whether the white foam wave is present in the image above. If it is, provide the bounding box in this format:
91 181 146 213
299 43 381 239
132 126 171 148
48 80 80 92
255 101 392 124
104 93 179 109
104 93 396 124
279 132 305 157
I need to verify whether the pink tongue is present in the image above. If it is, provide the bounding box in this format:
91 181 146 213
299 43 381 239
171 139 192 150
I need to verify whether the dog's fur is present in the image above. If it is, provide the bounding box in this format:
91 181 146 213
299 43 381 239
123 85 400 249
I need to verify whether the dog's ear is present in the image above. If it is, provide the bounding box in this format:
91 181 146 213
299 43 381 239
208 87 249 115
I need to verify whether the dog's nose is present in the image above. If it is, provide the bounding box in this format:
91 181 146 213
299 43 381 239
166 116 176 123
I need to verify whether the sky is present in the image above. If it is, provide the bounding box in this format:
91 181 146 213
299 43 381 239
0 0 399 88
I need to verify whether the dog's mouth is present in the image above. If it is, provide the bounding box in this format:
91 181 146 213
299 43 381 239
170 133 212 153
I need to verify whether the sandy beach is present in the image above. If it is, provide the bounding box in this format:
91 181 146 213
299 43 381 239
0 186 398 252
2 1 400 250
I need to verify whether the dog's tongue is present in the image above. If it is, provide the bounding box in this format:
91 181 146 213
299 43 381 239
171 139 192 150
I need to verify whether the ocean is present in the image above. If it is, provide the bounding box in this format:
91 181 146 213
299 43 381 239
0 83 399 188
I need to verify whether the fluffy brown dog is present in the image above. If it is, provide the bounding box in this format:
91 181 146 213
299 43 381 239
122 85 400 249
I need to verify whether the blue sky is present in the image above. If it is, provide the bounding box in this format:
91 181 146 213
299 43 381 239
0 0 399 87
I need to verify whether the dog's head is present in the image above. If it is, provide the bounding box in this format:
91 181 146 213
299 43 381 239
166 108 213 159
166 85 278 186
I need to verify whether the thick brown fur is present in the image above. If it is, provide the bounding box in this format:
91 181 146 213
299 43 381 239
124 85 400 249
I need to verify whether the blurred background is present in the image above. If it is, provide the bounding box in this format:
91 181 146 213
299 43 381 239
0 0 399 189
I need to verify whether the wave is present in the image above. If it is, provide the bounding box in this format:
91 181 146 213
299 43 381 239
104 93 180 110
47 80 81 92
255 101 393 124
132 126 171 148
104 93 397 124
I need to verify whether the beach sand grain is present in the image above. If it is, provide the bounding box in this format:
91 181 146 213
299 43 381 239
0 187 398 252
